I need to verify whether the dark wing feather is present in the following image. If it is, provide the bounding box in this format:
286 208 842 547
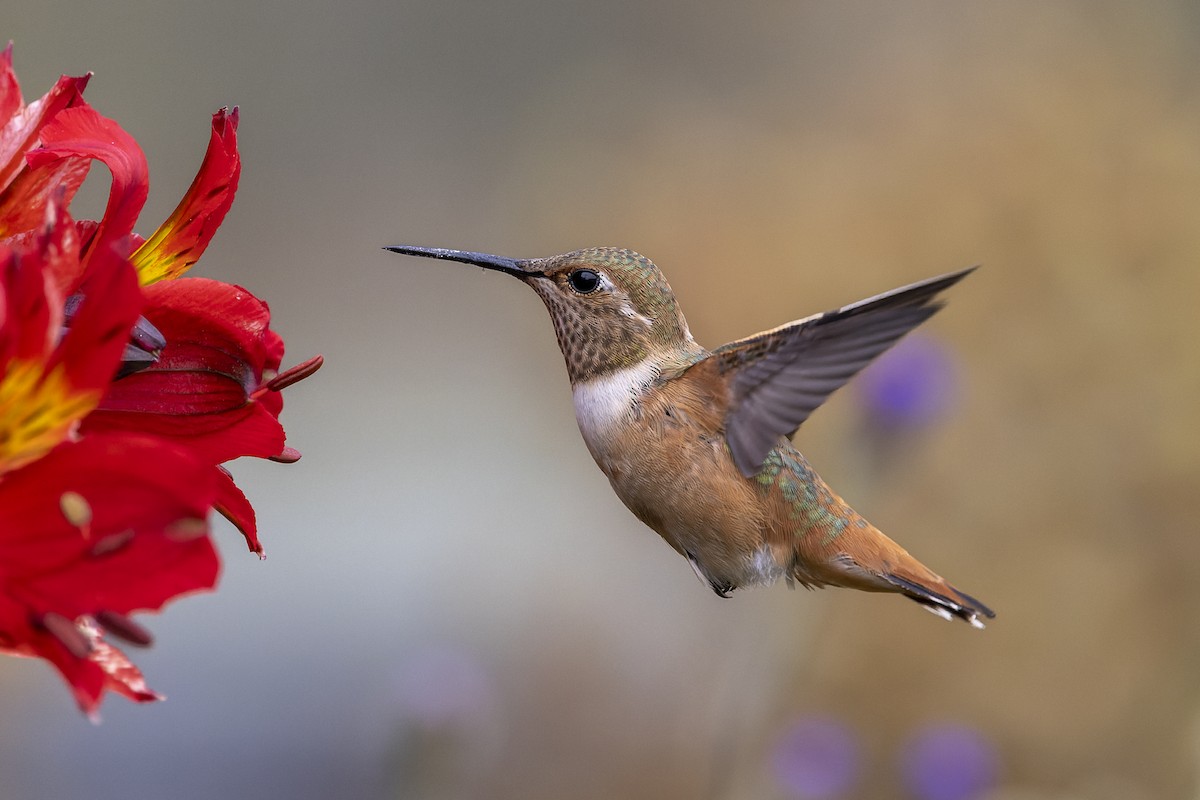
710 267 976 477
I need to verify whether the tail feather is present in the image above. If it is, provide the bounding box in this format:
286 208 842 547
883 572 995 629
780 470 994 627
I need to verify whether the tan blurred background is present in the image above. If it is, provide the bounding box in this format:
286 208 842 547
4 1 1200 798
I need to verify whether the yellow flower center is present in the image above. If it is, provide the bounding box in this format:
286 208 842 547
0 360 100 473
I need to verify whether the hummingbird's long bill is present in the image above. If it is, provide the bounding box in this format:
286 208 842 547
383 245 540 277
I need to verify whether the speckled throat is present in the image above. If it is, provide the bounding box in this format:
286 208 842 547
527 275 667 383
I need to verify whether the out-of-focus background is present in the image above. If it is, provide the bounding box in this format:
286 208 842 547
4 2 1199 798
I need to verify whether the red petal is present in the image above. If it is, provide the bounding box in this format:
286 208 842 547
0 241 56 366
37 620 162 716
146 277 277 369
0 434 220 714
0 44 22 141
85 402 287 465
24 105 147 260
0 203 140 390
0 208 141 472
0 434 219 596
50 242 143 392
0 155 91 242
85 278 289 462
213 466 262 554
132 108 240 284
1 198 88 343
0 67 89 196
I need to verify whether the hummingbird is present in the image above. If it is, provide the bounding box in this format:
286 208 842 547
386 245 993 628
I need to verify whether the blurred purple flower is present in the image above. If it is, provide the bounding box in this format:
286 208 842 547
770 716 860 799
856 334 958 430
900 723 998 800
390 645 495 727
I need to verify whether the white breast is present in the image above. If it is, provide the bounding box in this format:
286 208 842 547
571 359 659 452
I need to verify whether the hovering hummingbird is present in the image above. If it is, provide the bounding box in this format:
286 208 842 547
387 245 993 627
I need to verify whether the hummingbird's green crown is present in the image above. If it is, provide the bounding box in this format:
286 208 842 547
524 248 702 384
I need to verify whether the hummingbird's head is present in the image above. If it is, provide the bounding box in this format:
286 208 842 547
387 245 700 383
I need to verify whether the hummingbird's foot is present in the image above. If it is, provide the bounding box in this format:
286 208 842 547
709 582 734 599
686 553 735 598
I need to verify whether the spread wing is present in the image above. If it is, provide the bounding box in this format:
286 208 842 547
707 267 976 477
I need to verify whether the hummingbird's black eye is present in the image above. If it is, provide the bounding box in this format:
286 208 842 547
567 269 601 294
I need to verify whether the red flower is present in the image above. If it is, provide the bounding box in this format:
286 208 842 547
0 215 220 715
83 278 324 553
0 45 320 713
27 95 323 552
27 80 321 555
